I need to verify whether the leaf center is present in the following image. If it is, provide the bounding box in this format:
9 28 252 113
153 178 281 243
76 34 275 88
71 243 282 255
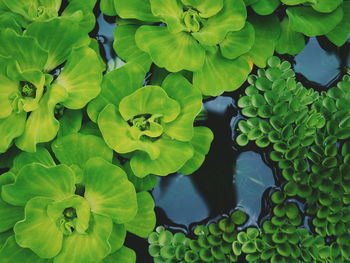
19 81 37 98
182 8 204 33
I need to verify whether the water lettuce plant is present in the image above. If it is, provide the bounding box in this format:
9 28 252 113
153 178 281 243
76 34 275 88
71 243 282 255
88 62 213 178
0 17 103 153
0 133 156 263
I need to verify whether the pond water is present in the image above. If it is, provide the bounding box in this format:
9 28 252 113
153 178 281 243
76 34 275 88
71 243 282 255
94 14 350 263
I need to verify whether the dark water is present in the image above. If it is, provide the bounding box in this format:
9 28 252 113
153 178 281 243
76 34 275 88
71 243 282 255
93 13 350 263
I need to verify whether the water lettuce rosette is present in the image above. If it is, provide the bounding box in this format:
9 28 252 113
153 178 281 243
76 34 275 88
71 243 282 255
0 17 103 153
0 0 97 32
108 0 256 96
0 133 156 263
88 62 213 178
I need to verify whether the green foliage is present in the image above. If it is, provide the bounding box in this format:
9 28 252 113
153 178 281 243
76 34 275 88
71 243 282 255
0 133 155 263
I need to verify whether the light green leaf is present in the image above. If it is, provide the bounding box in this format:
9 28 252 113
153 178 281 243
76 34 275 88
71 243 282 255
150 0 184 32
123 161 158 192
326 1 350 46
100 0 117 15
84 157 138 224
0 198 23 232
11 147 56 174
57 110 82 137
281 0 310 4
2 163 75 206
125 192 156 238
108 224 126 253
115 0 158 22
181 0 224 18
0 11 24 33
103 246 136 263
161 73 202 141
287 6 343 36
14 197 62 258
0 235 51 263
0 29 48 71
179 126 213 175
193 51 251 96
87 62 145 122
54 47 103 109
0 72 17 119
52 133 112 171
98 104 161 159
220 22 255 60
192 0 247 46
25 18 90 72
119 85 180 122
247 14 280 67
130 137 194 178
113 25 152 71
62 0 97 32
0 112 26 153
311 0 343 13
276 17 306 55
135 26 206 72
15 85 68 152
251 0 279 15
55 213 112 263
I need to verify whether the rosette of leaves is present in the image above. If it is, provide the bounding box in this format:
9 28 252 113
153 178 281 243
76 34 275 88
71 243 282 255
0 18 103 153
148 210 248 263
246 0 350 54
0 0 97 32
0 133 156 263
103 0 260 96
88 62 213 178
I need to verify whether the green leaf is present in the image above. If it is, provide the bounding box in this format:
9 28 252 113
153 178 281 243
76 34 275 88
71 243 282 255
0 29 48 71
54 47 103 109
113 25 152 71
119 85 180 123
52 133 113 171
193 50 251 96
130 137 194 178
100 0 117 16
15 85 68 152
220 22 255 60
54 213 113 263
276 17 306 55
0 198 23 232
0 71 17 119
248 14 280 68
287 6 344 36
326 1 350 46
181 0 224 18
87 62 146 122
83 157 138 224
0 112 26 153
14 197 63 258
179 126 213 175
251 0 279 15
135 26 205 72
103 246 136 263
0 235 51 263
150 0 185 32
57 110 82 137
2 163 75 206
192 0 247 46
161 73 202 141
108 224 126 253
311 0 343 13
115 0 158 22
11 147 56 174
124 162 158 192
25 18 90 72
98 104 161 160
125 191 156 238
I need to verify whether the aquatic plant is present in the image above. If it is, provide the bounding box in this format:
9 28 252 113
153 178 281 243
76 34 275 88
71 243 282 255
0 18 103 153
0 133 156 263
88 62 213 178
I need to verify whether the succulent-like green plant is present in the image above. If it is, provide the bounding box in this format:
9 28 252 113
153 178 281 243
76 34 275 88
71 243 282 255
88 62 213 178
0 18 103 153
148 210 248 263
0 133 156 263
